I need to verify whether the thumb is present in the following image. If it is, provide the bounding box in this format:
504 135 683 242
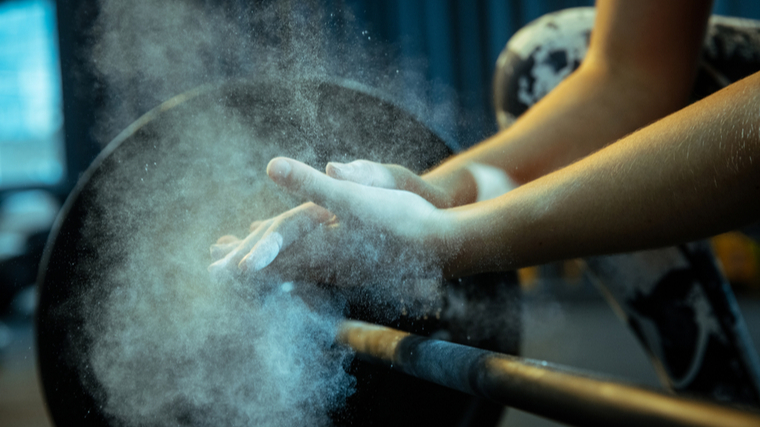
325 159 453 208
267 157 362 218
325 160 397 188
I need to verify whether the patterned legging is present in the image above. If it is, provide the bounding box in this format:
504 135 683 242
494 8 760 405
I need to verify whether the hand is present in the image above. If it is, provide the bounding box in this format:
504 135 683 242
206 159 449 271
208 158 449 287
326 159 517 206
325 160 456 208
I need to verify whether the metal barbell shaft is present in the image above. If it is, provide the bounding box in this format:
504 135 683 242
337 320 760 427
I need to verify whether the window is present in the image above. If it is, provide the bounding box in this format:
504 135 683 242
0 0 64 188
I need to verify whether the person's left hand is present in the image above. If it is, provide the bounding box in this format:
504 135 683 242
207 157 449 286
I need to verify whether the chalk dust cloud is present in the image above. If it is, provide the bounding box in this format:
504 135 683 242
76 0 454 425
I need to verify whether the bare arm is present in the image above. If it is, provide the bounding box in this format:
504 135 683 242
212 73 760 284
211 0 735 283
210 72 760 284
422 0 712 206
443 71 760 276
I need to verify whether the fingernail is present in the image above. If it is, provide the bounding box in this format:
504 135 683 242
327 162 352 179
267 158 292 183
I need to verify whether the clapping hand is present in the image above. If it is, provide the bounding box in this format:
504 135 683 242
208 158 450 287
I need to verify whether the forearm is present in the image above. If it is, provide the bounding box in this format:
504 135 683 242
442 72 760 277
423 60 692 206
423 0 710 208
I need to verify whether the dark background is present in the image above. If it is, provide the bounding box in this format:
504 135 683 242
2 1 760 426
55 0 760 198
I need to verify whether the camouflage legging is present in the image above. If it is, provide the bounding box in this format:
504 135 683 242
494 8 760 405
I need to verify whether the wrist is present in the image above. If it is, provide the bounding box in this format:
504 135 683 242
422 168 477 208
431 192 538 278
425 208 465 278
428 205 510 278
465 162 519 202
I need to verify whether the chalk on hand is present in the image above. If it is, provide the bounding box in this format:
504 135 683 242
242 232 283 272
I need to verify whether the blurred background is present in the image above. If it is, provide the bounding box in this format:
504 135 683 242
1 0 759 426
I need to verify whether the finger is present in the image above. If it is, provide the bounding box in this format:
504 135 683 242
216 235 241 245
249 220 263 231
241 231 282 272
324 160 451 207
208 220 272 279
210 241 240 261
268 157 378 219
209 235 242 261
326 160 396 188
260 224 340 283
239 202 332 272
269 157 437 229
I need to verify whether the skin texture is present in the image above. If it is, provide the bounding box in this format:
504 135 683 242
443 71 760 276
424 0 712 201
210 0 760 282
208 158 442 283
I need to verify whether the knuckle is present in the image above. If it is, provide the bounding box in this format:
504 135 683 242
352 159 371 169
297 170 316 192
